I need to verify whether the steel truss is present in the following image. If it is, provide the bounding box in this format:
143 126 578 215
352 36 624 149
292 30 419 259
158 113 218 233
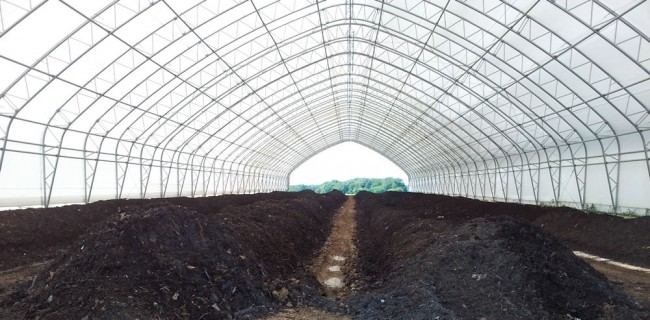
0 0 649 214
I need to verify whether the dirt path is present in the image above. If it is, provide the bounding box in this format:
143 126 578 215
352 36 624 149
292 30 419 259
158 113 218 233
261 307 350 320
0 260 51 302
576 251 650 305
312 196 359 299
262 197 358 319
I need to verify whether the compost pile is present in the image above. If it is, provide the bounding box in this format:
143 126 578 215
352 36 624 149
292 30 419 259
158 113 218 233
354 191 650 268
350 192 648 319
6 191 346 319
2 190 649 319
0 191 319 271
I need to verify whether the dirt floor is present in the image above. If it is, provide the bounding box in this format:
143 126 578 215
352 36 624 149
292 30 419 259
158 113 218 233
312 197 359 299
0 190 649 319
262 307 350 320
262 197 359 320
577 252 650 306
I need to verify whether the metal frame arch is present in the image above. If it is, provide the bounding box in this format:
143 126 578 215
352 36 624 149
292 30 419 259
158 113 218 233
452 0 649 209
177 30 572 180
186 40 516 162
153 50 486 180
541 0 650 211
35 3 528 192
228 95 456 178
233 57 532 188
246 82 491 180
34 1 208 204
69 3 532 170
54 0 310 200
438 0 648 211
245 98 460 176
217 72 490 173
285 138 411 180
143 62 540 202
0 0 649 213
77 0 644 175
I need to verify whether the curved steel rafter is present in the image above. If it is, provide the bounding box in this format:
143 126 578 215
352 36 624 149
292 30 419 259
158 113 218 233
0 0 648 213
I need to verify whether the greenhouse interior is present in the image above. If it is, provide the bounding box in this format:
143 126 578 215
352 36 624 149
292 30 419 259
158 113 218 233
0 0 649 319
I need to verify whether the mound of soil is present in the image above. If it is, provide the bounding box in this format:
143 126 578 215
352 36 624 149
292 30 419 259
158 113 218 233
4 191 346 319
10 203 267 319
351 192 649 319
354 191 650 268
351 217 646 319
0 191 308 271
216 193 346 272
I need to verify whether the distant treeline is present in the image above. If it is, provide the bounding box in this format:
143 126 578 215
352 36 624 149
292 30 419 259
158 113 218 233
289 177 408 194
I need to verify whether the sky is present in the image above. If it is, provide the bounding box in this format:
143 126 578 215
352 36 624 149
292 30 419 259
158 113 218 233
289 142 408 186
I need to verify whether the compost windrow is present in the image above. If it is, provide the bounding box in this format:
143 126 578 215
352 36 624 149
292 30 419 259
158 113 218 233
3 190 346 319
350 191 649 319
0 191 314 271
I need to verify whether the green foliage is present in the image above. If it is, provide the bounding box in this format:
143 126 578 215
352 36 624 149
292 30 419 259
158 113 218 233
583 203 599 213
619 209 637 217
538 200 558 207
289 177 408 194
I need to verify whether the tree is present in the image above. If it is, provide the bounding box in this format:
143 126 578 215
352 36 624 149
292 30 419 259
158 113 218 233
288 177 408 194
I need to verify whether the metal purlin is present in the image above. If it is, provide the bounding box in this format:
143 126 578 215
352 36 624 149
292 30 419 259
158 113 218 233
0 2 588 182
156 3 632 206
0 2 616 201
0 0 648 213
0 2 632 204
211 33 572 201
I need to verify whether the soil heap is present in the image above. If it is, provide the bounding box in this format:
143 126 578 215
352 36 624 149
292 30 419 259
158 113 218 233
6 190 346 319
0 191 322 272
351 214 647 319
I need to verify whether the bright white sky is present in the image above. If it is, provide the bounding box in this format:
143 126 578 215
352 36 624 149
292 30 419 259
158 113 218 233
289 142 408 186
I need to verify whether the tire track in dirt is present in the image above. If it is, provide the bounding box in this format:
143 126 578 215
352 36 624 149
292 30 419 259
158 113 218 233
262 197 358 319
576 252 650 305
312 196 358 299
